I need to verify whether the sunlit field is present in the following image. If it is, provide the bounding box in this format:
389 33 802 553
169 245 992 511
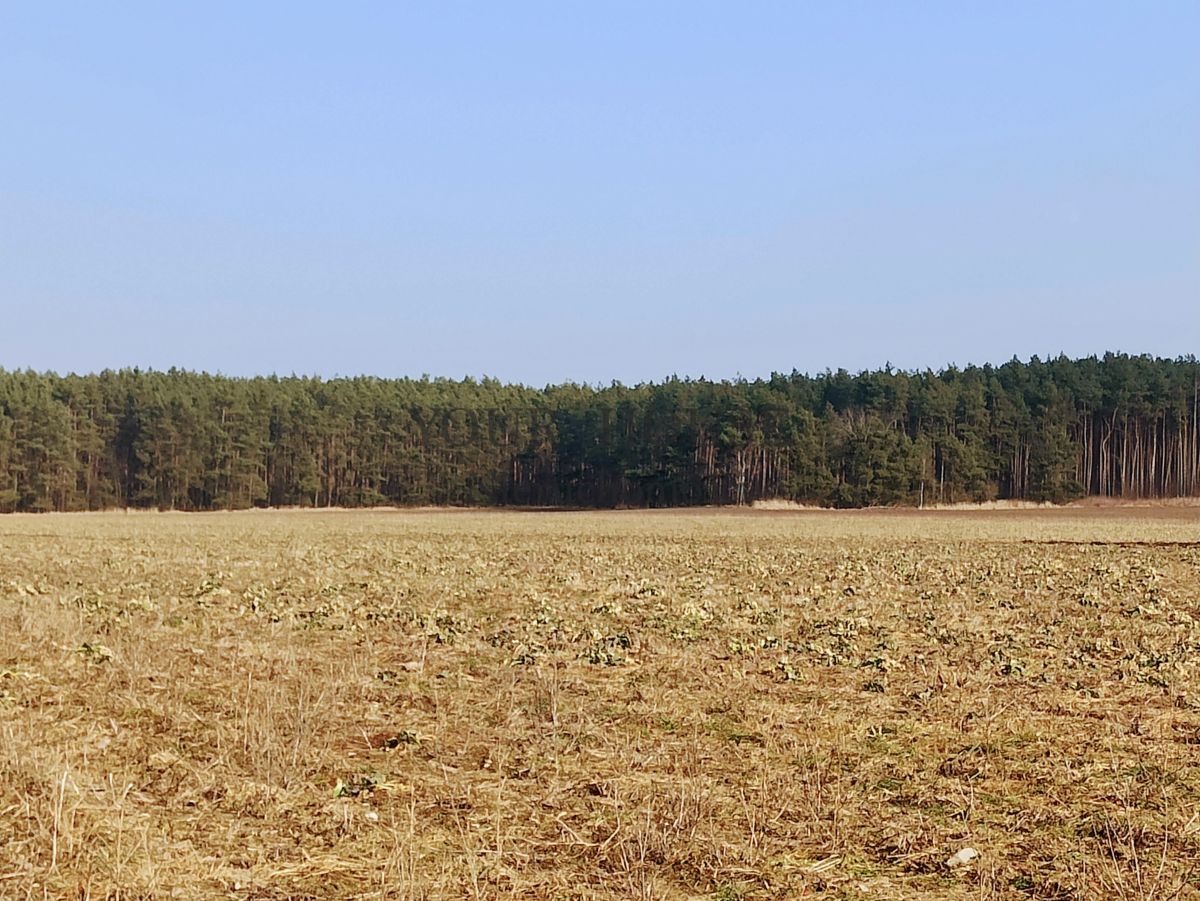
3 508 1200 898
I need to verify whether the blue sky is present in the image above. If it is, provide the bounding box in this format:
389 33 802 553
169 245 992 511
2 3 1197 384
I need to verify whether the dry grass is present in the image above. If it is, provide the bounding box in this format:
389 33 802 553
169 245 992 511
2 508 1200 898
749 499 828 511
920 500 1056 510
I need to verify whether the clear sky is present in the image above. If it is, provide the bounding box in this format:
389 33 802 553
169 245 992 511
2 3 1197 385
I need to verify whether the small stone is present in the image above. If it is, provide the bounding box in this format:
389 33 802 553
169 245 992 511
945 847 980 868
225 867 254 889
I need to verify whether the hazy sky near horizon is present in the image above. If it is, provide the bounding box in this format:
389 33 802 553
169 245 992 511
2 3 1197 385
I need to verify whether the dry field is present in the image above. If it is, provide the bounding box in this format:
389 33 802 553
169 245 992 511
3 508 1200 899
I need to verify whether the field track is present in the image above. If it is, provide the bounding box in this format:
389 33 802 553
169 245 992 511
3 507 1200 898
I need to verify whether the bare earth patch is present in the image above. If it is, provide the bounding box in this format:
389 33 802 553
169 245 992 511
2 509 1200 898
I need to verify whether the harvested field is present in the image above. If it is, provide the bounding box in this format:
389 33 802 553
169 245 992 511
3 508 1200 898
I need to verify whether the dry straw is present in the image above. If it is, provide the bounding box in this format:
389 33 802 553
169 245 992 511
2 508 1199 897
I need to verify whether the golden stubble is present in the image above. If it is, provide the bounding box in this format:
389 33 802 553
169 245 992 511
1 507 1199 898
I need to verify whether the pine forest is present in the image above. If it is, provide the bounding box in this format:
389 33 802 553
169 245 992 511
1 353 1198 512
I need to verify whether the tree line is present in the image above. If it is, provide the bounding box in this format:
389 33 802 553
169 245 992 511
1 353 1198 512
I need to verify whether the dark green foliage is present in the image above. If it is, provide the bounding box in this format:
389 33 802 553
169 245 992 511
0 353 1197 511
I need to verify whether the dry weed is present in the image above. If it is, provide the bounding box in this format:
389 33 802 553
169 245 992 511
2 508 1199 897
